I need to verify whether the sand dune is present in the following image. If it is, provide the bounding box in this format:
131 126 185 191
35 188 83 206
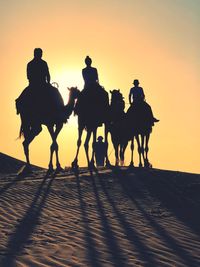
0 163 200 266
0 152 44 174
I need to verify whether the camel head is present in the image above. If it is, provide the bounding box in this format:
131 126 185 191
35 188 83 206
67 87 80 101
110 89 124 101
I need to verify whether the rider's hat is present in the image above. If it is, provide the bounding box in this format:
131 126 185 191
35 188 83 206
133 79 139 85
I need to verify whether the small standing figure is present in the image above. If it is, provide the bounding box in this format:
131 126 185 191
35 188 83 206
94 136 107 167
129 79 159 124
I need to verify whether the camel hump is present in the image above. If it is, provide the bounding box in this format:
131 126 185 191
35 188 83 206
16 83 64 122
74 84 109 126
126 101 154 134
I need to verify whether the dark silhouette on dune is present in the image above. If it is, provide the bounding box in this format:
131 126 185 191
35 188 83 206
108 89 128 166
15 50 160 172
127 79 159 167
108 86 158 167
15 48 80 174
94 136 107 167
129 79 159 124
72 56 110 172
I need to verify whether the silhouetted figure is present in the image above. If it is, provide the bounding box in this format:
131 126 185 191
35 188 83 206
16 86 80 174
129 79 159 125
129 79 145 103
109 90 127 166
82 56 99 88
94 136 107 167
27 48 50 87
109 89 157 168
74 56 109 124
71 56 110 171
15 49 81 175
16 48 63 118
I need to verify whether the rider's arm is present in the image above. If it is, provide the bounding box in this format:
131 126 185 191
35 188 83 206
27 63 31 82
82 69 86 82
129 89 132 105
95 68 99 83
141 87 145 100
45 63 51 83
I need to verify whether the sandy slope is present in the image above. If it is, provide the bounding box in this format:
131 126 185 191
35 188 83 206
0 167 200 267
0 152 44 174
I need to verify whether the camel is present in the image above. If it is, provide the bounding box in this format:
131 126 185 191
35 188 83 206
126 102 153 168
71 84 110 172
16 85 80 174
109 89 154 167
108 90 128 166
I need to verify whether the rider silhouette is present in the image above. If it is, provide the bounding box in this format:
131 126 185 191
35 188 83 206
82 56 99 89
129 79 159 124
16 48 64 117
27 48 50 87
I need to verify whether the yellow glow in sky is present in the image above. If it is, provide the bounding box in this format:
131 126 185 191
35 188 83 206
0 0 200 173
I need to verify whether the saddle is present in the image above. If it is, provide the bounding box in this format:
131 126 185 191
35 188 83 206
126 101 154 134
16 84 65 123
74 83 109 126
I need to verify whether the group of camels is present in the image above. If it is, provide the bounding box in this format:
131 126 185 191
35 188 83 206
16 83 155 174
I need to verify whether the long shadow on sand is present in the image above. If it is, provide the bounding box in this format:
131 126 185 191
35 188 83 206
115 168 200 267
76 174 102 267
89 175 127 267
76 171 130 267
96 172 158 266
136 169 200 235
0 175 54 267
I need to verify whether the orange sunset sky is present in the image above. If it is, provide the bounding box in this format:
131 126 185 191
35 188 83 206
1 0 200 173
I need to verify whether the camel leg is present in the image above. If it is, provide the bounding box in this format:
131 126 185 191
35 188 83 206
47 125 55 172
119 145 124 166
90 128 97 169
47 123 63 172
72 126 83 170
135 135 143 167
104 122 111 167
120 140 128 166
129 138 134 167
144 133 151 168
54 123 63 171
23 125 42 166
114 143 119 166
84 130 92 170
140 134 146 167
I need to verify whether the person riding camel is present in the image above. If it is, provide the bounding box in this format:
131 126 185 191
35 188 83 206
27 48 50 87
16 48 64 121
129 79 159 125
82 56 99 89
74 56 109 126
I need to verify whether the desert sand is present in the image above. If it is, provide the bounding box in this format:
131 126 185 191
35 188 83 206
0 156 200 266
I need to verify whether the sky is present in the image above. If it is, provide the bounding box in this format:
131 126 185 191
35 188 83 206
0 0 200 173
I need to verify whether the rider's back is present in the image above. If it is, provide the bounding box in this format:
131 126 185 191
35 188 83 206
130 86 145 102
82 66 98 88
27 58 49 86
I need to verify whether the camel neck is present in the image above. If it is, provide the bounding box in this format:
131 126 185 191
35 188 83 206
67 96 76 108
